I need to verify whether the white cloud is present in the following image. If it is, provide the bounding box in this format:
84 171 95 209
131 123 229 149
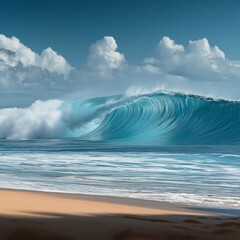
87 36 126 75
0 34 37 68
140 36 240 85
141 64 161 74
0 34 72 89
155 36 184 59
1 34 240 105
40 47 72 75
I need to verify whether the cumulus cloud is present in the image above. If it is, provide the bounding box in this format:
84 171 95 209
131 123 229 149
0 35 37 68
40 47 72 75
128 36 240 99
155 36 184 60
1 33 240 106
87 36 126 75
0 34 71 89
143 36 229 80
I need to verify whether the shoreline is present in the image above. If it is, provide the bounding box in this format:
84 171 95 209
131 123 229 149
0 187 239 216
0 188 210 217
0 188 240 240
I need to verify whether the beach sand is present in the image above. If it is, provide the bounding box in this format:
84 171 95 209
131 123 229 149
0 189 239 240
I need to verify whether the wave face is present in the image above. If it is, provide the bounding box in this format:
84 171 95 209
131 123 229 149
63 92 240 145
1 92 240 144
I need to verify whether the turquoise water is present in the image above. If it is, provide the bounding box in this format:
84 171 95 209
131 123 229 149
0 92 239 208
0 140 239 208
1 92 240 144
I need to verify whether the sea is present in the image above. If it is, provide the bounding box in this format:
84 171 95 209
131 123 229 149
0 92 239 209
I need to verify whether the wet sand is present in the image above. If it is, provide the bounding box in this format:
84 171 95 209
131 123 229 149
0 189 239 240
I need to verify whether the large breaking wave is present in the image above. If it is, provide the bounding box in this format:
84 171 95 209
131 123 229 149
0 92 240 144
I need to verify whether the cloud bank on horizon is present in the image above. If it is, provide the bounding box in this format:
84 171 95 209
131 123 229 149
1 33 240 105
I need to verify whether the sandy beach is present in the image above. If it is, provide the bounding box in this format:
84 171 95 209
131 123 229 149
0 189 239 240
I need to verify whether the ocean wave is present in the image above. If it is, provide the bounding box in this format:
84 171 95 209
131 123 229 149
0 91 240 144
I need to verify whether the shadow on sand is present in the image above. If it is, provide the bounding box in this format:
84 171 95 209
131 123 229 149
0 211 239 240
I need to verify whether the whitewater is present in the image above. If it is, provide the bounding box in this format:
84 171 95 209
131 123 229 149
0 92 239 208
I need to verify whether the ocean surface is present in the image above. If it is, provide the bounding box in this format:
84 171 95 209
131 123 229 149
0 92 239 208
0 141 239 208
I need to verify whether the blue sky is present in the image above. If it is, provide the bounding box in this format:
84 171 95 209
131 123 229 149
1 0 240 66
1 0 240 107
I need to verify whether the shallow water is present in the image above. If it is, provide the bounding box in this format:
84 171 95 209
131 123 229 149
0 140 239 208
